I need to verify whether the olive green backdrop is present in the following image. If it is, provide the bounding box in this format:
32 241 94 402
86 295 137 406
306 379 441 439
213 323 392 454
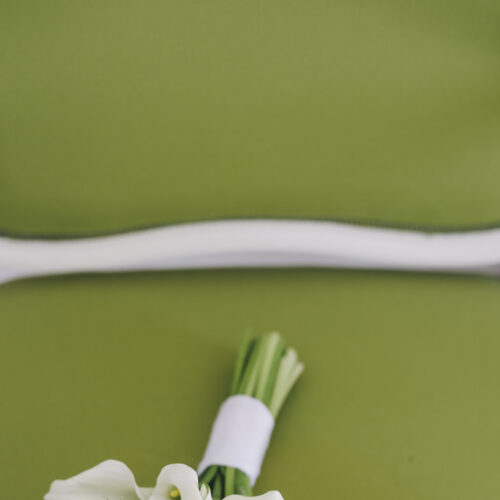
1 1 500 499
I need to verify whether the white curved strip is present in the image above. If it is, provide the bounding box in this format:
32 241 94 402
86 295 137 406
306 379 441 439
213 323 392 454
198 395 275 485
1 219 500 284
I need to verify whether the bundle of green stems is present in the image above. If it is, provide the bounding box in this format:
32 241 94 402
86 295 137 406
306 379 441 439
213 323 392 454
198 332 304 500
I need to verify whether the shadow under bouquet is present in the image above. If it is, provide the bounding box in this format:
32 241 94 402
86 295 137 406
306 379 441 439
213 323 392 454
45 332 304 500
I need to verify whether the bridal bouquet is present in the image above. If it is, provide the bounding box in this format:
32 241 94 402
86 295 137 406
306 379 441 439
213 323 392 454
45 332 304 500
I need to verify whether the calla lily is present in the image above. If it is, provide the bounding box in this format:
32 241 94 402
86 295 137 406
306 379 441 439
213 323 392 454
44 460 284 500
45 461 210 500
226 495 283 500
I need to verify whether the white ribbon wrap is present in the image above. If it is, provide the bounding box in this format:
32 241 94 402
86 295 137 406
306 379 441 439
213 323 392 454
4 219 500 285
198 395 275 486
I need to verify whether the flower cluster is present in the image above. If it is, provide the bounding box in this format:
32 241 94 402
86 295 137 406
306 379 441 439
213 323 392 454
45 332 302 500
44 460 283 500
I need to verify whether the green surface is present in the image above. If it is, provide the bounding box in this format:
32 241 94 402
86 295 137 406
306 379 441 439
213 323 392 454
1 270 500 499
2 2 500 499
1 0 500 235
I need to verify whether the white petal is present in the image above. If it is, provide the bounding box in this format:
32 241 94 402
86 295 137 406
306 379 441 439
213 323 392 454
44 459 147 500
150 464 203 500
225 492 284 500
141 487 155 498
200 483 212 500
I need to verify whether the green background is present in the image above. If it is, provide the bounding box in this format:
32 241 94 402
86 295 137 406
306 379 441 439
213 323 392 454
1 1 500 499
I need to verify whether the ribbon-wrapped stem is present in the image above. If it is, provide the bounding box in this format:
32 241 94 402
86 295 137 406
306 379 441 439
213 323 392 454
198 332 303 499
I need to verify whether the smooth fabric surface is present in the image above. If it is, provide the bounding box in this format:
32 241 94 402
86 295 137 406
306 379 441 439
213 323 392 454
1 0 500 234
2 2 500 500
1 270 500 499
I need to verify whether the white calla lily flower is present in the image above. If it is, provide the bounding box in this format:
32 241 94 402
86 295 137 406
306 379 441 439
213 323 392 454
227 494 283 500
44 460 283 500
45 461 206 500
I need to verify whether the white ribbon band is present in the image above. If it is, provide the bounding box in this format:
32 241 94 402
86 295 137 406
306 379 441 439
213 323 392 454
198 395 275 486
3 219 500 284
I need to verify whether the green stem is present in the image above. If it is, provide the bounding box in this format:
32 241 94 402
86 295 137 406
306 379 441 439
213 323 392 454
235 468 252 496
212 472 223 500
255 333 281 400
224 466 235 496
238 339 260 395
199 332 303 498
230 331 252 395
198 465 218 486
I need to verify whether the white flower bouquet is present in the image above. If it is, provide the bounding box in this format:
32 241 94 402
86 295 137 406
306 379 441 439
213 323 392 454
45 332 303 500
